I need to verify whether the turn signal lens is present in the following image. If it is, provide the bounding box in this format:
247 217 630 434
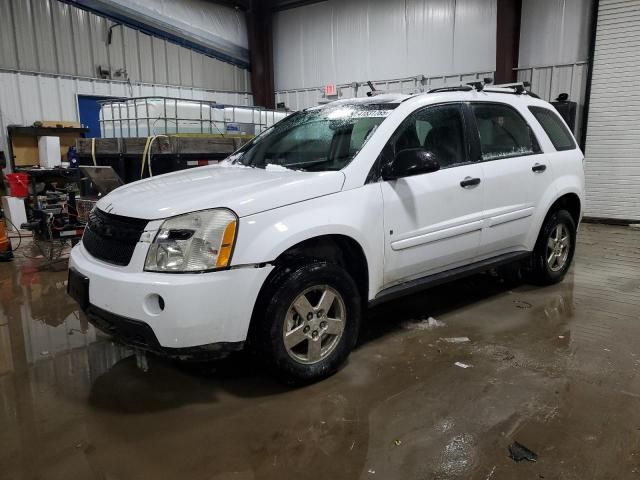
216 220 237 268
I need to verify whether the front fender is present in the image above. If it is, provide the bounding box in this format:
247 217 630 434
232 184 385 300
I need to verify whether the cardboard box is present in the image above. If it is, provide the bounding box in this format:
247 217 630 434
40 120 81 128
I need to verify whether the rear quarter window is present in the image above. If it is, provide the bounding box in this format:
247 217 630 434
528 106 576 151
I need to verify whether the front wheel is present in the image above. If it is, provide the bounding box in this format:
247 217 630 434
252 261 362 384
529 209 576 285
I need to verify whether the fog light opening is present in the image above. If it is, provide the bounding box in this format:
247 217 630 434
144 294 165 316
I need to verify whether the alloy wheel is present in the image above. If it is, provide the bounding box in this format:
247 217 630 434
546 223 570 272
282 285 346 364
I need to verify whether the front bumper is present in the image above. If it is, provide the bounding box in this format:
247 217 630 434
69 242 273 351
85 304 244 360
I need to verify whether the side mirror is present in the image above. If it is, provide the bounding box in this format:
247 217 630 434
382 148 440 180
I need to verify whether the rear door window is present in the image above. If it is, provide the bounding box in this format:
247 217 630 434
471 103 540 161
528 106 576 151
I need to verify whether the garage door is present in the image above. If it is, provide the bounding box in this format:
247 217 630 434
584 0 640 221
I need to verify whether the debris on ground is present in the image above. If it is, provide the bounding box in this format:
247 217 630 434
454 362 472 369
394 439 402 446
485 466 496 479
402 316 446 330
442 337 471 343
508 441 538 462
513 300 532 309
486 345 516 361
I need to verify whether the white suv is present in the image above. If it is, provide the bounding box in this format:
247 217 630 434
68 86 585 383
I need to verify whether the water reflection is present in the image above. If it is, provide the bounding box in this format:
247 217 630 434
0 255 132 376
0 254 134 480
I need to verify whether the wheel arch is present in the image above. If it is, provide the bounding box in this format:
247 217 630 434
246 233 370 349
526 184 583 250
264 233 369 304
547 192 581 226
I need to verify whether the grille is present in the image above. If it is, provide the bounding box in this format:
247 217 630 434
82 208 148 266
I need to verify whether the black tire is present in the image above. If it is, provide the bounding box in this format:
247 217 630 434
529 209 576 285
251 261 361 384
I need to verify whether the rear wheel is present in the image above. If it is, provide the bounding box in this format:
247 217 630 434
252 261 361 384
529 209 576 285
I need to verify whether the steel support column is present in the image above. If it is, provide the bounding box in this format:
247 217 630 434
247 0 275 108
495 0 522 84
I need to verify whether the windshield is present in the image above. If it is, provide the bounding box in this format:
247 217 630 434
229 104 396 171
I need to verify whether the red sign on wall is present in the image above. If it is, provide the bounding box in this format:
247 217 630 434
324 84 337 96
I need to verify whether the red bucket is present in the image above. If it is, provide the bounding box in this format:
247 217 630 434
6 173 29 197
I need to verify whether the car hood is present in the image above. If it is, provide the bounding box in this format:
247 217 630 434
95 164 346 220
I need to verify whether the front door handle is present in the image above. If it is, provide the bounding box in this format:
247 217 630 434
532 163 547 173
460 177 481 188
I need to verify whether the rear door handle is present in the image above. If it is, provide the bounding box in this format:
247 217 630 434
460 177 481 188
532 163 547 173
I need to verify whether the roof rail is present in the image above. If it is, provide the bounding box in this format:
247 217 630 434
427 85 474 94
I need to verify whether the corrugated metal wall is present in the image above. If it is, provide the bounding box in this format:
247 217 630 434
519 0 593 68
0 72 252 129
517 0 593 143
272 0 497 92
275 70 495 111
0 0 250 91
0 72 253 154
583 0 640 221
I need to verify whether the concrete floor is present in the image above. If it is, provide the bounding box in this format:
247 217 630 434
1 223 640 479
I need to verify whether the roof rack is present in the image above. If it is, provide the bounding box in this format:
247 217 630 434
487 81 541 98
427 84 474 94
420 79 541 99
428 77 492 94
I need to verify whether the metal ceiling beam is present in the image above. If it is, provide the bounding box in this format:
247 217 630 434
64 0 249 68
272 0 328 12
204 0 250 12
209 0 328 12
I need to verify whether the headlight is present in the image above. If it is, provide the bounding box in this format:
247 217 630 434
144 209 238 272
